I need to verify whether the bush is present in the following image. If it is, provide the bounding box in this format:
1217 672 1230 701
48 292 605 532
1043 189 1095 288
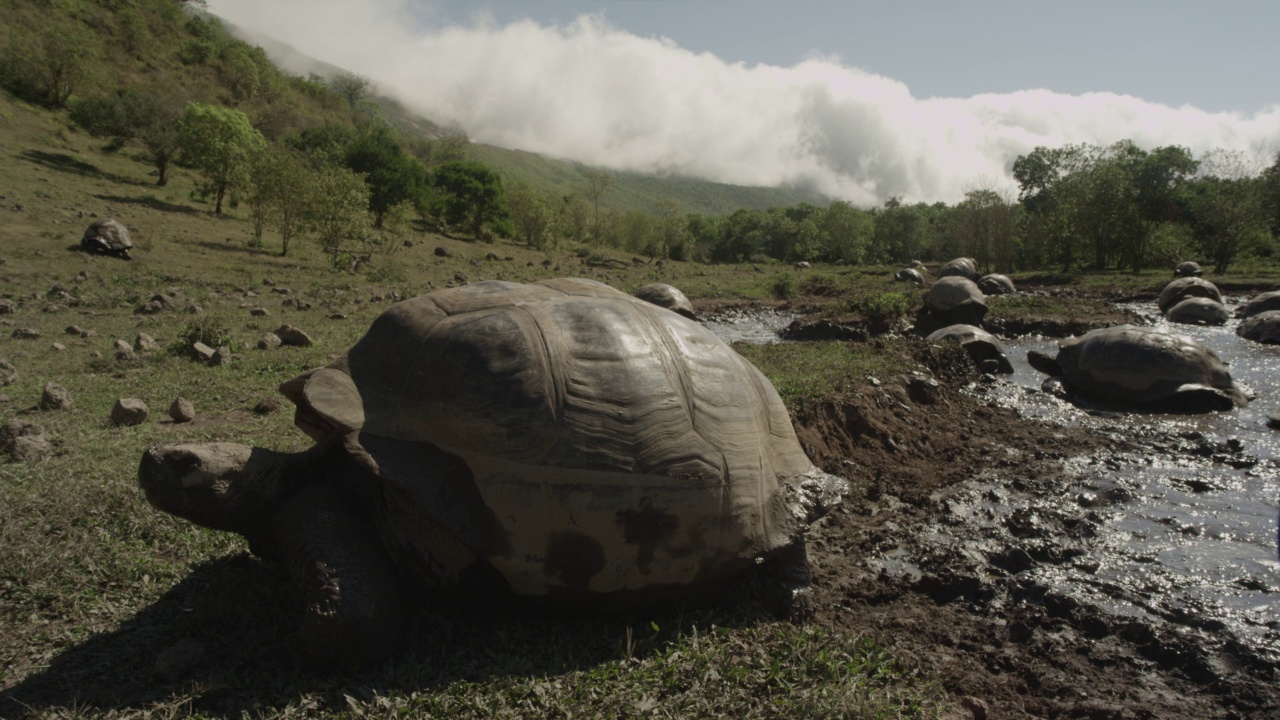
170 317 233 357
770 274 795 300
851 291 913 326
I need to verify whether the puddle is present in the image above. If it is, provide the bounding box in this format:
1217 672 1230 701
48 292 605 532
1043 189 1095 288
976 302 1280 656
700 307 797 345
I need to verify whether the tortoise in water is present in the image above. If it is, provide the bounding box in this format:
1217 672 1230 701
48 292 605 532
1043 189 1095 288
1237 290 1280 319
139 278 845 667
937 257 980 282
1174 261 1203 277
925 324 1014 374
1237 310 1280 344
632 282 697 320
1027 325 1249 413
80 218 133 259
1165 297 1228 326
977 273 1015 296
1157 277 1222 313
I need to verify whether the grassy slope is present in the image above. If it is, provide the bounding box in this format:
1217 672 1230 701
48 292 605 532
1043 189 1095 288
0 89 948 719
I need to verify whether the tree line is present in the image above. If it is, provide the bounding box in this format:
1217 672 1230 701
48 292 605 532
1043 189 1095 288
4 1 1278 275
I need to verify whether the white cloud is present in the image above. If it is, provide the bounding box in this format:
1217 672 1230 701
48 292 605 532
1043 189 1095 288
208 0 1280 206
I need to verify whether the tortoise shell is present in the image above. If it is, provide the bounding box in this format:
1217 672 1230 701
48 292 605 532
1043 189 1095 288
279 278 836 600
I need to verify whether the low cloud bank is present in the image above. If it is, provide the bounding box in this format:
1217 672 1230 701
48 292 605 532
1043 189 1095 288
209 0 1280 205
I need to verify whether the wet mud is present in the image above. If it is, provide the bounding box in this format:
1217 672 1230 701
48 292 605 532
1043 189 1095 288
757 294 1280 712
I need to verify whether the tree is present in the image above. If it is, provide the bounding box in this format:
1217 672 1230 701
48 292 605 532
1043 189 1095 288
248 146 314 255
344 125 432 227
581 170 613 245
176 102 265 214
818 201 874 264
309 165 373 269
24 22 98 108
330 72 373 110
433 161 507 239
951 188 1018 272
1185 150 1270 274
506 180 557 249
70 90 182 185
653 199 688 259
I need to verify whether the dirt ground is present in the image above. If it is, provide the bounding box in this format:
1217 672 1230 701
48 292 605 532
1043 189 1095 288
788 368 1278 720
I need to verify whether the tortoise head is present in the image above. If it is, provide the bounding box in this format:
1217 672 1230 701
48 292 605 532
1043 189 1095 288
139 443 299 538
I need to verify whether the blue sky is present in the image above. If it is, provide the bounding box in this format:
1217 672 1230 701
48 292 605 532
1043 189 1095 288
208 0 1280 204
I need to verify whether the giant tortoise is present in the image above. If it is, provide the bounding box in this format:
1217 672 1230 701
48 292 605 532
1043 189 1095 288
918 276 988 333
1237 290 1280 319
139 279 845 667
925 324 1014 374
1027 325 1249 413
937 257 980 282
632 282 697 320
81 218 133 259
1165 297 1229 326
977 273 1016 296
1174 261 1203 278
1237 310 1280 344
1157 277 1222 313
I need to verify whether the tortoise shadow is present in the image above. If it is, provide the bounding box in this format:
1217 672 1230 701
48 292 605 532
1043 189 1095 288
0 553 732 719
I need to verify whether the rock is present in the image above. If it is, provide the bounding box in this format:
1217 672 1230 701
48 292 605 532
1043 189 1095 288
795 261 811 269
64 325 85 336
294 300 311 311
0 299 15 314
185 304 203 314
168 397 195 423
11 328 41 340
1268 412 1280 430
40 382 73 410
958 695 990 720
111 397 149 426
191 342 215 362
274 325 313 347
1 419 50 463
154 638 204 682
328 312 347 320
134 333 159 352
906 376 941 404
0 359 16 386
113 339 132 354
134 301 165 315
249 307 270 317
434 246 452 257
51 342 66 352
257 332 282 350
208 346 232 366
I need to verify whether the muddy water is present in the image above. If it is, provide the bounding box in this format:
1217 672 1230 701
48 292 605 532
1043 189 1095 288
980 302 1279 659
699 308 797 344
705 302 1280 663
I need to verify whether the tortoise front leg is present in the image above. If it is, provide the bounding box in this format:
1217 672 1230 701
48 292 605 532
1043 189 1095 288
271 483 406 669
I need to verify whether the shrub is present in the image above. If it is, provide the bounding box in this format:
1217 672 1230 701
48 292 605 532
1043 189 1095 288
770 274 795 300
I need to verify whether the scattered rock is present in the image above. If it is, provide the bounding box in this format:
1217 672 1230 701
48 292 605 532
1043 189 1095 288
253 397 283 414
184 304 203 314
208 346 232 366
1268 412 1280 430
168 397 195 423
51 342 66 352
273 325 313 347
111 397 149 426
0 299 15 314
154 638 204 682
134 301 165 315
1 419 50 462
40 382 73 410
12 328 41 340
958 696 990 720
0 359 16 386
134 333 158 352
191 342 215 362
434 246 452 257
249 307 269 317
328 312 347 320
257 332 282 350
113 339 132 354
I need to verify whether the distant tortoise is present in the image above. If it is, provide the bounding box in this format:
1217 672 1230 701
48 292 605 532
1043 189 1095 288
80 218 133 259
1174 261 1203 278
926 324 1014 374
1027 325 1249 412
909 260 925 270
977 273 1015 296
1237 290 1280 319
1165 297 1229 326
937 257 980 282
1157 277 1222 313
894 268 925 286
632 282 697 320
1236 310 1280 344
918 276 988 332
139 279 845 668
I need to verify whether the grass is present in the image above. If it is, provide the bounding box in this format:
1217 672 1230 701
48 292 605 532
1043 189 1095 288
0 92 950 719
734 341 910 406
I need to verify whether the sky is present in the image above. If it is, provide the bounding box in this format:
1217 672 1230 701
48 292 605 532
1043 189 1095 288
206 0 1280 206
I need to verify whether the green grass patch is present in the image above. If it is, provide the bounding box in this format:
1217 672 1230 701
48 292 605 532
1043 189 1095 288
735 341 908 405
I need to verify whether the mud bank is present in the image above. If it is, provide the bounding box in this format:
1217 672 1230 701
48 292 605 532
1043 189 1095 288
791 378 1279 719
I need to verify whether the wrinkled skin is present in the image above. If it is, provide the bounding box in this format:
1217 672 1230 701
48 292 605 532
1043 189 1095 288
1027 325 1248 413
